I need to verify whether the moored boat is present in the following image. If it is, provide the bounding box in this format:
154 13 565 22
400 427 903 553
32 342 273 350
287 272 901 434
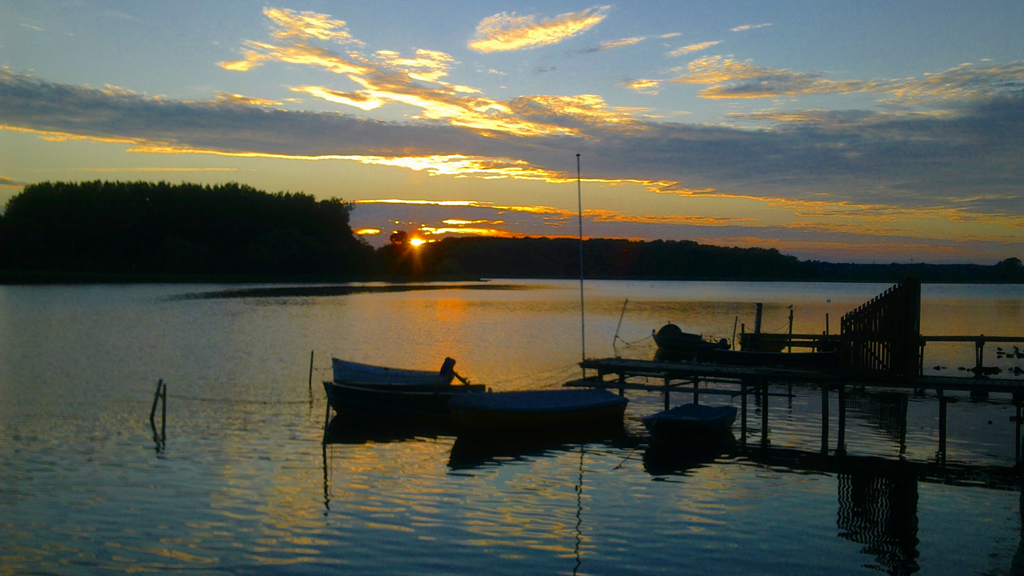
332 357 457 387
652 323 727 357
325 357 484 422
448 389 628 432
642 403 738 437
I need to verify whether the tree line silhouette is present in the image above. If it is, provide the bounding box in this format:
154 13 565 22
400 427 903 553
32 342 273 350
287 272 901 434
1 181 1021 283
0 181 373 281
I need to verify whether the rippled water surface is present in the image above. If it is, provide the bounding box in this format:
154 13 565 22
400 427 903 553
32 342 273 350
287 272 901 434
2 280 1023 575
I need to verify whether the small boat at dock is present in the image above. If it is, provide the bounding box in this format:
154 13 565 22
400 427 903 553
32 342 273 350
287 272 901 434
642 403 738 437
652 323 728 357
332 357 457 387
325 357 484 422
448 389 628 432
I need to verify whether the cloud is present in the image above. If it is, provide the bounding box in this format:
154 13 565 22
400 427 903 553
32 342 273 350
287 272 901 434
672 57 1024 103
619 79 660 94
666 41 720 58
0 175 27 188
214 92 282 107
569 34 678 57
3 69 1023 225
218 40 370 74
468 6 609 53
263 8 360 44
216 8 645 138
731 23 772 32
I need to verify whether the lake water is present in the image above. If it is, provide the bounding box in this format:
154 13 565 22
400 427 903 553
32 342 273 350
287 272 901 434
2 280 1023 575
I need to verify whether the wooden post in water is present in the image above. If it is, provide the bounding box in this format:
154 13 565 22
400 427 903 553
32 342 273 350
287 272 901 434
740 379 748 446
821 385 830 455
149 379 164 424
760 380 769 447
692 378 700 405
1015 395 1022 464
837 384 846 455
938 390 947 462
308 351 315 396
788 307 794 353
898 394 908 455
663 376 671 411
160 382 167 441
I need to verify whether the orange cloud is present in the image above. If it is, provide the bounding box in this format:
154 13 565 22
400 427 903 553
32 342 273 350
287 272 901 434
263 8 359 43
214 92 282 107
666 41 720 57
468 6 609 53
731 23 772 32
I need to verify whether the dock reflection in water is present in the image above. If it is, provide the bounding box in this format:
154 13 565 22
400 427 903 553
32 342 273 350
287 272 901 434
447 424 629 470
4 281 1023 576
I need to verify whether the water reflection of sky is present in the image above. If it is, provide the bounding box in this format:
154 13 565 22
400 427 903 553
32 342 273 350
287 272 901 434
1 281 1022 575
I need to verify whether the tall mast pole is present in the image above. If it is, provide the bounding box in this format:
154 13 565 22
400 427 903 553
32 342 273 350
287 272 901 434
577 154 586 373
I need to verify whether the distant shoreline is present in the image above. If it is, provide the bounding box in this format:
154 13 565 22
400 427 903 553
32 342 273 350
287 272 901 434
2 270 1021 286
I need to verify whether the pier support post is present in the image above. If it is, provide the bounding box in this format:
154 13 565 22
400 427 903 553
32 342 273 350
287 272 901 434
1015 395 1022 465
761 380 769 447
308 351 315 397
899 394 908 455
664 376 671 411
740 380 748 447
837 385 846 455
821 385 830 455
693 378 700 405
938 389 947 463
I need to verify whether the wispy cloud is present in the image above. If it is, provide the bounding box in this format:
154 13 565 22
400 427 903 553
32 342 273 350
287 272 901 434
598 36 645 50
4 63 1024 252
263 8 361 44
731 23 772 32
619 79 660 94
467 6 609 53
214 92 282 107
666 41 720 57
671 57 1024 103
218 8 368 73
216 8 645 137
80 167 240 173
0 175 27 188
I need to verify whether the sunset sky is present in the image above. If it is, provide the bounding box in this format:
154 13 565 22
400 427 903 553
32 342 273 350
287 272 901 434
2 1 1022 263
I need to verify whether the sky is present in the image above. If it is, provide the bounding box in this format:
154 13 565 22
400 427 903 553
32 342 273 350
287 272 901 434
1 1 1022 263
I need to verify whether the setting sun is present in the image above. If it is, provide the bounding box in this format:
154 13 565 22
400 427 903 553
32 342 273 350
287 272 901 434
409 237 427 248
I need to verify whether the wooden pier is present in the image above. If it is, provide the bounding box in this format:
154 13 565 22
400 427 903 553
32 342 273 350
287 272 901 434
566 279 1024 463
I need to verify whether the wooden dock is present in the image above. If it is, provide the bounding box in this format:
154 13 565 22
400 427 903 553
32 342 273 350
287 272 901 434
565 279 1024 463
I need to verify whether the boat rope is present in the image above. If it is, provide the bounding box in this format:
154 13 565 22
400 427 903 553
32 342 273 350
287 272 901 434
614 334 654 348
162 394 312 405
611 443 643 470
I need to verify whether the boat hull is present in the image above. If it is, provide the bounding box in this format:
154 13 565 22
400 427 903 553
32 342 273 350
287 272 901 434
448 389 628 432
642 403 738 437
652 324 725 357
324 381 485 423
331 357 455 387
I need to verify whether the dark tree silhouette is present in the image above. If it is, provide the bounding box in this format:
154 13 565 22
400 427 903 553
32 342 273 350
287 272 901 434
0 181 374 280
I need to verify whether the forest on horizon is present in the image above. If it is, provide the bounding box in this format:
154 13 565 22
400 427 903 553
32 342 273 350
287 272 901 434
1 181 1021 284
